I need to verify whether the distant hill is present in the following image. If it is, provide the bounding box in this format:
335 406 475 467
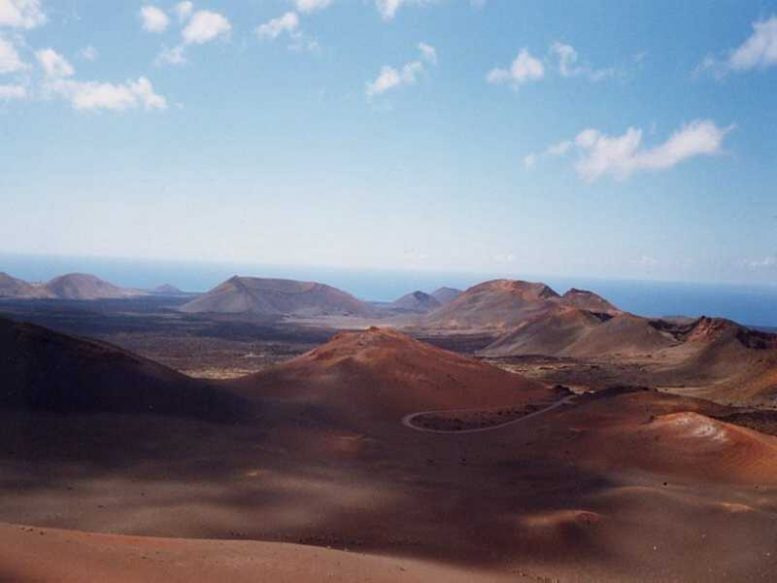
0 272 143 300
422 279 561 332
179 276 371 317
483 306 606 357
232 327 552 423
430 287 462 305
392 290 441 313
44 273 144 300
560 288 621 314
151 283 185 295
0 272 51 299
0 315 243 421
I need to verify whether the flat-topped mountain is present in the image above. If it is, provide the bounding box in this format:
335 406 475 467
0 316 243 420
232 327 552 422
180 276 371 317
391 290 441 312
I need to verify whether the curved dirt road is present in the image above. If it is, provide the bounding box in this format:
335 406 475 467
401 395 576 434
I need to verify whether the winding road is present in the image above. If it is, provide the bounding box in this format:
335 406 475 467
401 395 576 434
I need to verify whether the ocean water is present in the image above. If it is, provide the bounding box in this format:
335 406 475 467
2 253 777 328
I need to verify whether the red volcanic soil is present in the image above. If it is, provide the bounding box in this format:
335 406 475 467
0 523 511 583
0 316 243 421
231 326 553 424
551 388 777 484
180 276 371 317
4 312 777 581
44 273 143 300
423 279 561 332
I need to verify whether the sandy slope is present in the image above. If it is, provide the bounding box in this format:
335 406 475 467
0 523 519 583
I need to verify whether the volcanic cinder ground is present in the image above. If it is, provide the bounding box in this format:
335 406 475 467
2 276 777 582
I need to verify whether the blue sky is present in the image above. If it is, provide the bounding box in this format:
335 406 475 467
1 0 777 285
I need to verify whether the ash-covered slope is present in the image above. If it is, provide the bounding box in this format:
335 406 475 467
180 276 370 317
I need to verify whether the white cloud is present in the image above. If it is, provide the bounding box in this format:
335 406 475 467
256 11 299 40
375 0 434 21
48 76 167 111
293 0 331 14
700 16 777 76
256 11 318 52
182 9 231 45
140 5 169 33
550 41 614 81
0 35 24 73
174 1 193 22
0 82 25 98
546 140 572 156
528 120 732 182
728 16 777 70
79 45 98 61
418 42 437 65
487 49 544 86
156 44 186 66
36 48 74 78
0 0 45 29
366 43 436 97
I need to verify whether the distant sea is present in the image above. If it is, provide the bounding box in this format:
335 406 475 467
3 253 777 328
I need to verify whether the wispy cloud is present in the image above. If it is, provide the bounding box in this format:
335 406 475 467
489 42 616 88
487 49 544 86
152 6 232 67
47 77 167 112
0 83 25 99
293 0 332 14
256 11 319 53
527 120 732 182
550 42 614 81
0 35 25 73
698 15 777 77
366 42 437 97
256 12 299 40
36 48 74 78
375 0 436 22
30 46 168 112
